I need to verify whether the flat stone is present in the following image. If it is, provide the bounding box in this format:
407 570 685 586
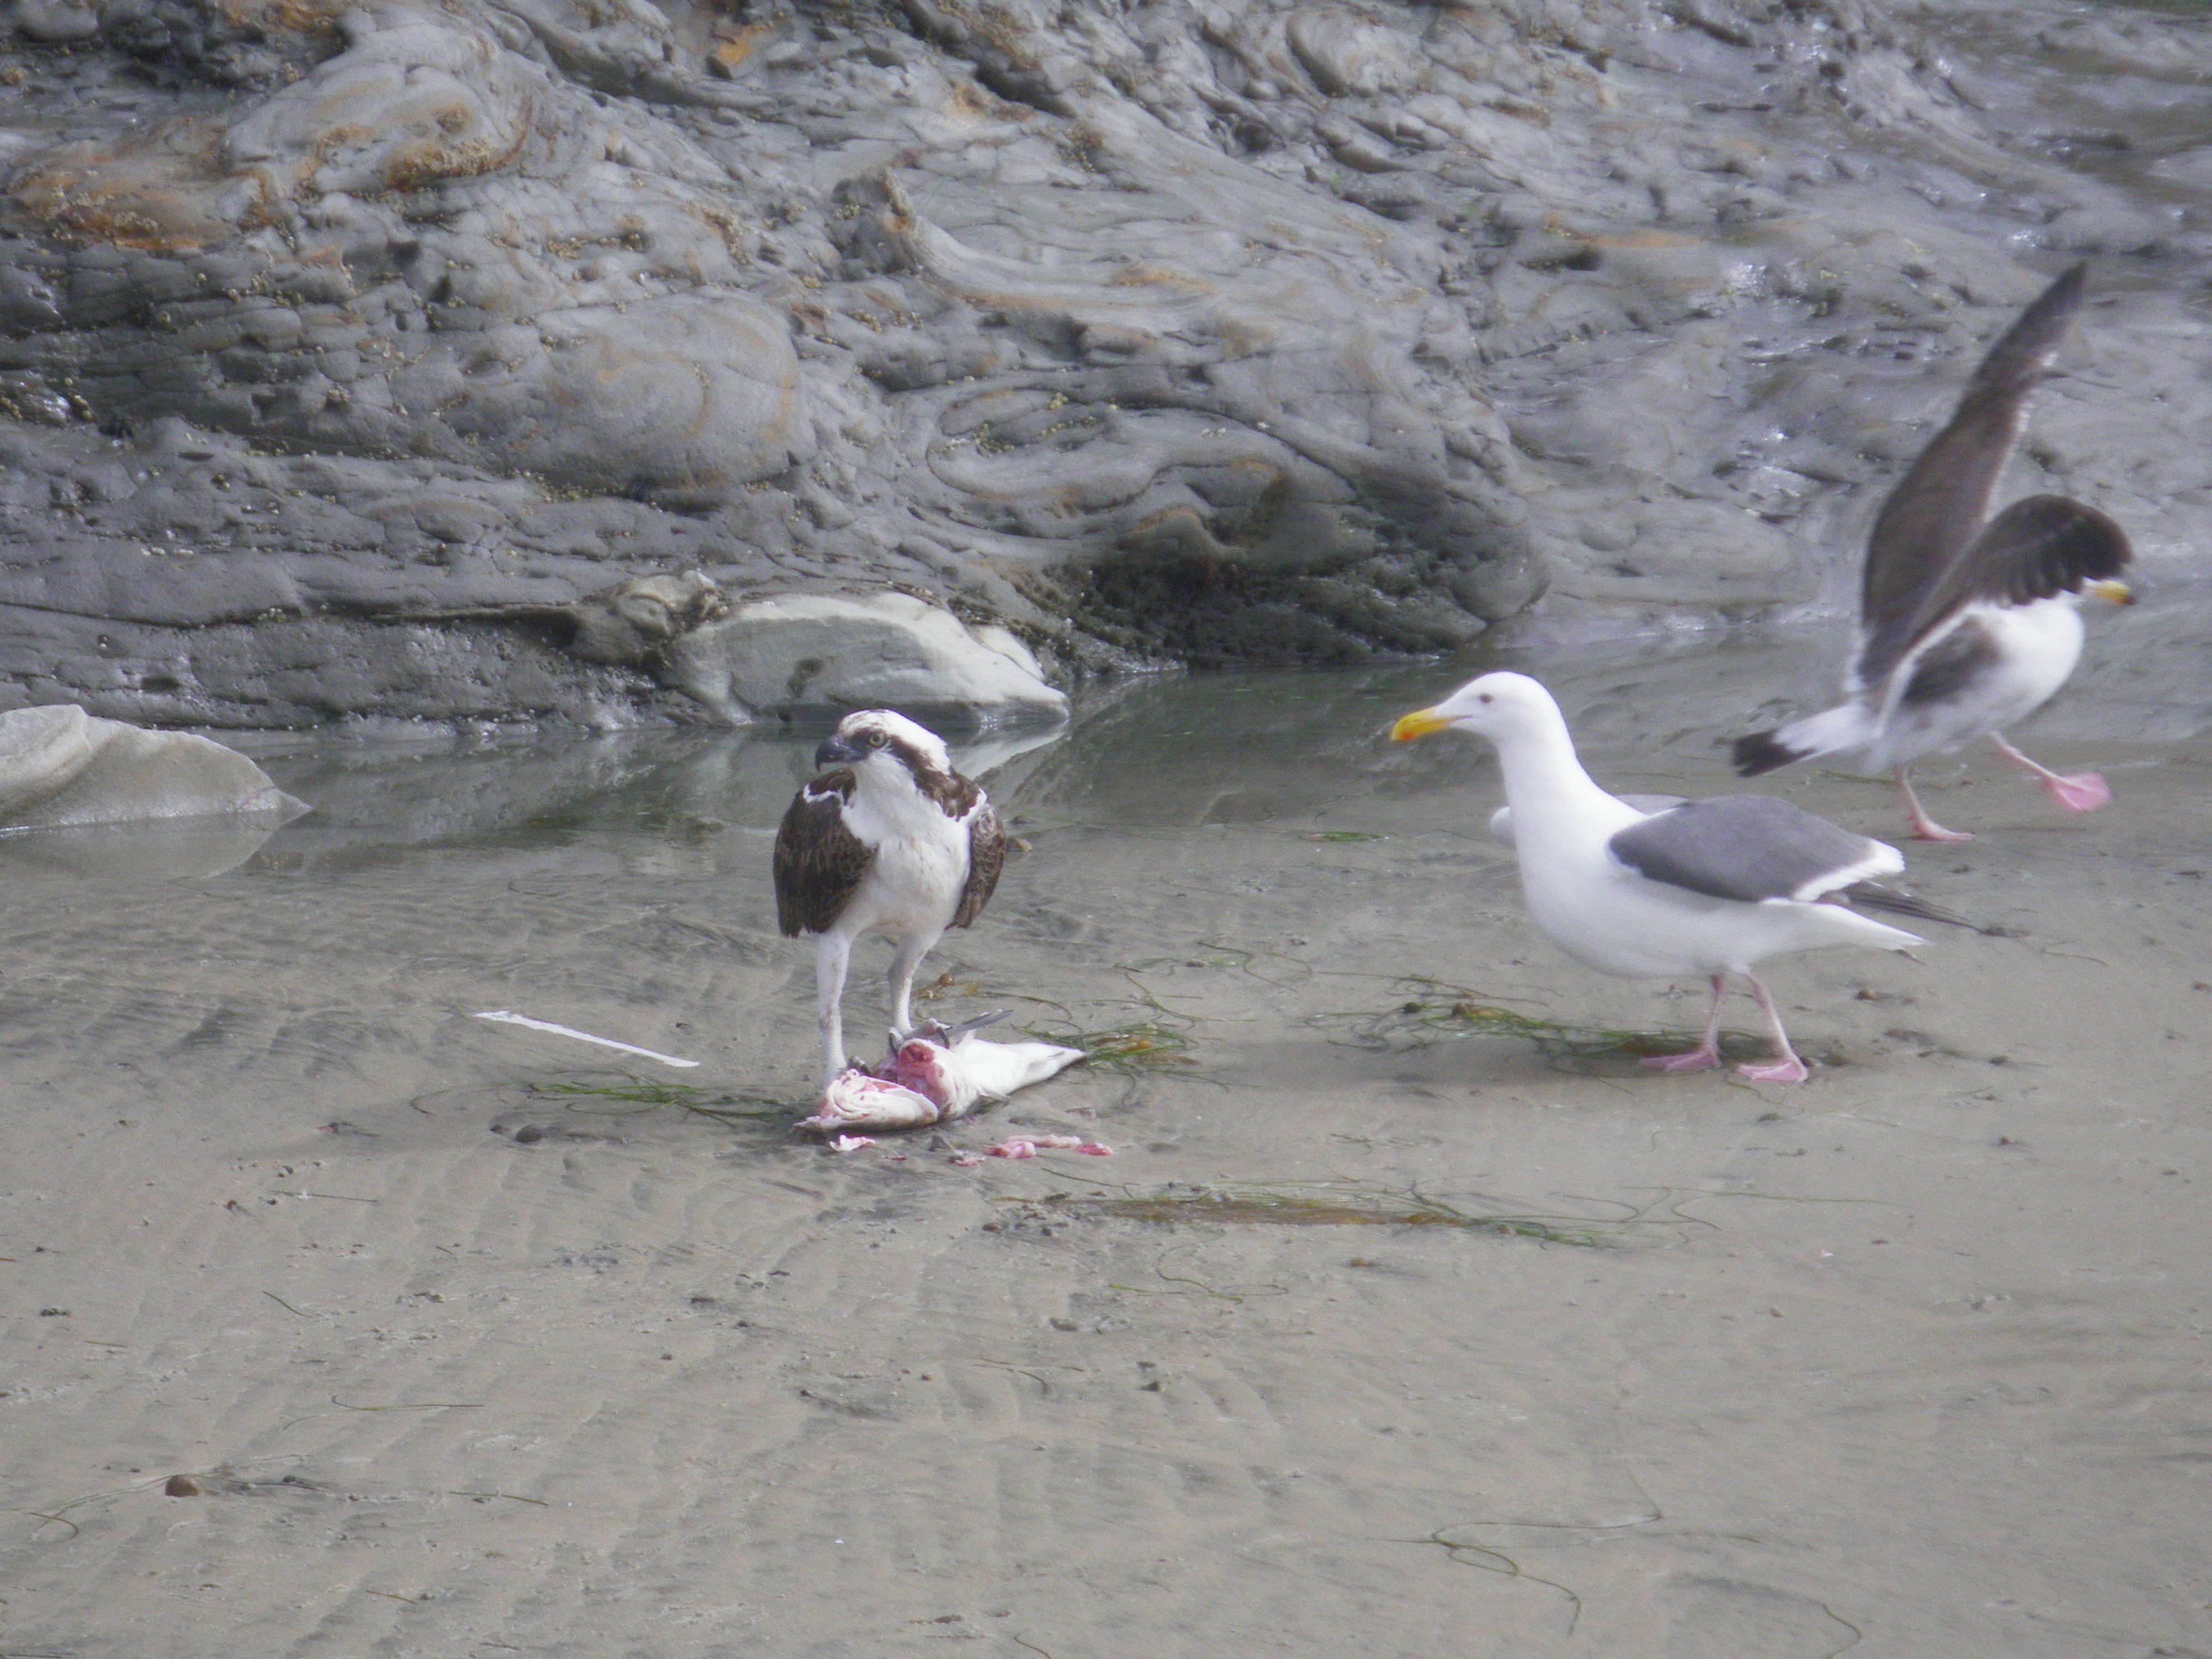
0 704 302 830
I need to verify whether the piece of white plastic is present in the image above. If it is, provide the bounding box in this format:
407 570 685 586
471 1011 700 1068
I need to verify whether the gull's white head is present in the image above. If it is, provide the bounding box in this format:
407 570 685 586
813 708 956 785
1390 671 1562 745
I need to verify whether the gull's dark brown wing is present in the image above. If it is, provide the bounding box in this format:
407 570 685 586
952 797 1004 929
773 769 873 937
1898 495 2130 648
1857 264 2086 690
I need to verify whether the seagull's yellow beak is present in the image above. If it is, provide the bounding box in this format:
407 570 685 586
2085 578 2134 607
1390 707 1454 742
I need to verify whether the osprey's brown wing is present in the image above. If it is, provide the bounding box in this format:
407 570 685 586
773 770 873 937
1858 264 2086 690
952 799 1004 929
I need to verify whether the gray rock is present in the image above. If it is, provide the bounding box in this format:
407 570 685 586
0 0 2206 724
666 591 1068 730
568 570 729 666
0 702 302 828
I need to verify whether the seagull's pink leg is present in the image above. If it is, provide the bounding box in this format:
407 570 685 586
1736 976 1810 1084
1989 733 2111 813
1895 765 1973 843
1641 974 1727 1073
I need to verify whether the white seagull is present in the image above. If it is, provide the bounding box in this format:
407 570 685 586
774 709 1004 1087
1733 263 2133 841
1393 672 1946 1084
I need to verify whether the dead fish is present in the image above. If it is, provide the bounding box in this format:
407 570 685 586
886 1030 1084 1122
795 1029 1084 1134
797 1069 940 1134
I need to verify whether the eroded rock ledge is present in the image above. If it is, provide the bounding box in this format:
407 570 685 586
2 0 2206 725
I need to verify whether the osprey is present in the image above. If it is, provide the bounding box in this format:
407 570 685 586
773 709 1005 1087
1733 263 2133 841
1393 673 1964 1084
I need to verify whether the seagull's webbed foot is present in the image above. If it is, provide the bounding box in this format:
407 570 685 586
1741 975 1811 1086
1908 818 1974 843
1642 974 1728 1076
1735 1055 1811 1084
1640 1044 1721 1074
1895 766 1972 842
1991 734 2112 815
2038 771 2111 814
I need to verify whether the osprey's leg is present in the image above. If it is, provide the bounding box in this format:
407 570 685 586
1736 975 1810 1084
1641 973 1726 1073
815 931 854 1088
884 928 939 1040
1895 764 1973 843
1989 732 2112 813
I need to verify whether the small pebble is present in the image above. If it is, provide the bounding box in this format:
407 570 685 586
164 1474 201 1498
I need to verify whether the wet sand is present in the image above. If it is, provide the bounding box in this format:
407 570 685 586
3 640 2209 1657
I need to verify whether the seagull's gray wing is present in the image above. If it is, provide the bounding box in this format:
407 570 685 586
1858 264 2085 690
1607 796 1899 904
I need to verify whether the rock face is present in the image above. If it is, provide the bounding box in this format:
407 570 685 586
1 0 2206 726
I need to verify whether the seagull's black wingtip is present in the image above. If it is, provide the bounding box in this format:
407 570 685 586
1732 729 1804 778
1848 882 1981 932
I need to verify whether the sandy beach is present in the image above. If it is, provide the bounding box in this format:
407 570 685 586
3 638 2209 1657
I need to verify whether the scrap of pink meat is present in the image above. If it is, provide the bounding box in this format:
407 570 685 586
986 1135 1113 1159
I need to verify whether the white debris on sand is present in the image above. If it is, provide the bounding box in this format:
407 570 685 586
472 1010 700 1069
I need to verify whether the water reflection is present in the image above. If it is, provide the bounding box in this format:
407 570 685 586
239 717 1073 867
0 812 298 881
10 621 2176 881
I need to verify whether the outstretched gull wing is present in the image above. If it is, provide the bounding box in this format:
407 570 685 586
774 768 874 936
1897 494 2130 644
952 799 1004 928
1856 264 2086 691
1608 796 1901 904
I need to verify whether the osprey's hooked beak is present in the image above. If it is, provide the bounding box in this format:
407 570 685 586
2085 578 2134 607
815 732 867 766
1389 706 1454 742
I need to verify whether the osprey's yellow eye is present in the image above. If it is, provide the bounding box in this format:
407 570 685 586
865 731 888 748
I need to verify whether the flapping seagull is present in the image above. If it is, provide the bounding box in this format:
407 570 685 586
774 709 1004 1087
1733 264 2133 841
1394 672 1957 1083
